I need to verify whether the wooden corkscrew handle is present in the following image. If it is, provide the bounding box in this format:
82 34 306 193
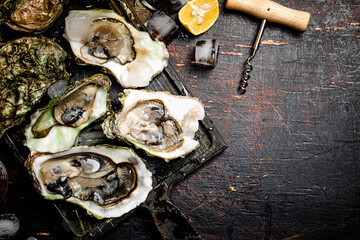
226 0 310 31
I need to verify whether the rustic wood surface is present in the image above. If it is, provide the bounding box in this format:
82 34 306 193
1 0 359 239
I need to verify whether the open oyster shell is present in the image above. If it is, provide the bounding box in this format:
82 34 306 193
0 37 69 138
64 9 169 88
102 89 205 161
24 74 111 153
25 145 153 219
0 0 66 33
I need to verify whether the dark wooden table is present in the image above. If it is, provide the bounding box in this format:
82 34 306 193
1 0 359 239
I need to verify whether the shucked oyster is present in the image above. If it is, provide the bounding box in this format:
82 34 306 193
64 9 169 88
25 145 153 219
0 37 69 138
102 90 205 161
0 0 66 33
25 74 111 153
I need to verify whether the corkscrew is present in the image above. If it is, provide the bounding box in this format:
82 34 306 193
238 19 266 94
225 0 311 95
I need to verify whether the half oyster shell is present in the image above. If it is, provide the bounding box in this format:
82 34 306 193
102 89 205 161
24 74 111 153
25 145 153 219
64 9 169 88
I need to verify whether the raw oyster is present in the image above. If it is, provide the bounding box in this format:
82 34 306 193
64 9 169 88
0 37 69 138
25 74 111 153
102 90 205 161
0 0 66 33
25 145 153 219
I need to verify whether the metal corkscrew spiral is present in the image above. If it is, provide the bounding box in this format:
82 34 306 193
238 19 267 95
238 56 253 94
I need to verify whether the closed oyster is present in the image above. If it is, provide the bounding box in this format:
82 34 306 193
102 90 205 161
64 9 169 88
25 145 153 219
25 74 111 153
0 37 69 138
0 0 66 33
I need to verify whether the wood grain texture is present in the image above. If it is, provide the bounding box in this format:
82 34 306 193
0 0 359 239
225 0 311 31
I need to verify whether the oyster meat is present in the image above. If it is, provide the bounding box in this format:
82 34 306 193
102 90 205 161
25 145 153 219
0 37 69 138
0 0 66 33
25 74 111 153
64 9 169 88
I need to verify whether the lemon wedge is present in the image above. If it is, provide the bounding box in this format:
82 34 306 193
179 0 219 35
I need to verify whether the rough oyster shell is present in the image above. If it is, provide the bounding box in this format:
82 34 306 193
24 74 111 153
0 0 66 33
0 36 69 138
25 145 153 219
102 89 205 161
64 9 169 88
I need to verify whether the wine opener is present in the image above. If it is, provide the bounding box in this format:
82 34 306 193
226 0 311 94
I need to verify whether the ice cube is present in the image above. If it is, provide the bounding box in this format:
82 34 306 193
141 0 188 13
47 79 69 99
27 237 38 240
195 39 219 67
76 123 107 146
0 214 20 239
65 12 93 41
145 11 179 44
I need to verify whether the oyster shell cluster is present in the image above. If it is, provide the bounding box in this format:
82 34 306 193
0 4 206 220
23 73 157 219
